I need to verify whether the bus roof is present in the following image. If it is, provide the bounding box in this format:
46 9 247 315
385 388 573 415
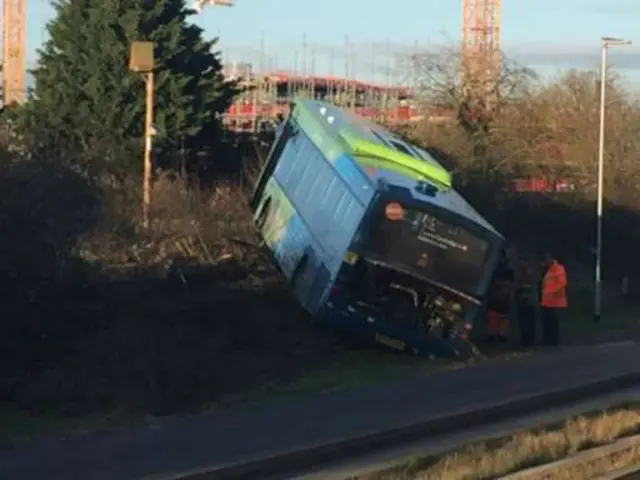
292 99 450 184
292 99 500 236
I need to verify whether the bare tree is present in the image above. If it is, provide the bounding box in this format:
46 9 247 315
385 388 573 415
487 68 640 193
400 44 536 137
403 56 640 201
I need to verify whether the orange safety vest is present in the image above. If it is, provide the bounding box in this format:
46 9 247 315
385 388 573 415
540 261 568 308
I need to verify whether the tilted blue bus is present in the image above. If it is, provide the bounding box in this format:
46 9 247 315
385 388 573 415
250 99 504 356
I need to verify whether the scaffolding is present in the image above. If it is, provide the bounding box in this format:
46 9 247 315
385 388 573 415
220 38 418 133
223 73 413 132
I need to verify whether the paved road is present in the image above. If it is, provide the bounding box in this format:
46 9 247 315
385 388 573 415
1 342 639 480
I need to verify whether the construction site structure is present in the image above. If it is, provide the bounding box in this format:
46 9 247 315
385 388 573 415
222 68 418 133
461 0 501 111
1 0 500 117
3 0 25 105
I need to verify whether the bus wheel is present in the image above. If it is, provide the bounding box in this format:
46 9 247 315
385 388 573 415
256 198 272 230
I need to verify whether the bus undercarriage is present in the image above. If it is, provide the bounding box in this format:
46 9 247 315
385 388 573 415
325 258 477 357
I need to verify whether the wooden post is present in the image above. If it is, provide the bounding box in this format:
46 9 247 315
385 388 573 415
143 71 154 228
129 41 155 228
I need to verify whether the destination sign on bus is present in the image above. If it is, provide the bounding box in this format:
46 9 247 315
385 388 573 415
363 206 490 295
417 213 472 253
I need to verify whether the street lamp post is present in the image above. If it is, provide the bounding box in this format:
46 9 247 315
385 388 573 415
594 36 631 322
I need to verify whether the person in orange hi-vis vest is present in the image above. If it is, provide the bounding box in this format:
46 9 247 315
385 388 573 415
539 252 568 346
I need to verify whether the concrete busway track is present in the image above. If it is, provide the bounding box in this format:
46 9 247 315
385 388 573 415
2 341 640 480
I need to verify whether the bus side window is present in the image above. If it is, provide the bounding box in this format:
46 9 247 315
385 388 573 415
252 118 300 209
388 139 419 158
412 145 449 170
370 130 392 148
270 120 299 165
389 137 449 171
370 130 420 160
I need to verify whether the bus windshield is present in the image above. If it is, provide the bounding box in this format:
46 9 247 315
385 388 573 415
357 200 493 296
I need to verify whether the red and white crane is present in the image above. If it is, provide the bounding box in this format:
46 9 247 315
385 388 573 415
461 0 501 107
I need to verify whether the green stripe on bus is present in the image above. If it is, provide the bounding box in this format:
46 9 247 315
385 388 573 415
292 102 345 162
341 133 452 189
354 156 436 185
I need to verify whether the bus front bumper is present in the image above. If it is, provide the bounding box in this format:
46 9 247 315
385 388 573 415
320 298 469 359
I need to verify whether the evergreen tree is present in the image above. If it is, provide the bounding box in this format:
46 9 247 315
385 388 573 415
21 0 237 171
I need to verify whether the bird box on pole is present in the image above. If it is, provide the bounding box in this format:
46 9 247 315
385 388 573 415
129 41 154 73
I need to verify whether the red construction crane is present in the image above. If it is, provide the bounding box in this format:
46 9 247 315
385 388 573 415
461 0 501 109
0 0 235 106
3 0 25 105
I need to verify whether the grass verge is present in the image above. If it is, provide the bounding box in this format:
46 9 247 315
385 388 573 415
0 316 532 450
353 403 640 480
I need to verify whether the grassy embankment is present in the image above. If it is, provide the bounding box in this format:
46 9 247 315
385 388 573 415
355 403 640 480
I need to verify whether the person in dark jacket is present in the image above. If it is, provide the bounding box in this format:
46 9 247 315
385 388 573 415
485 250 515 343
515 254 538 347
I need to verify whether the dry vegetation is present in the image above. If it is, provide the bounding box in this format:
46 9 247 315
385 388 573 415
356 405 640 480
0 148 356 421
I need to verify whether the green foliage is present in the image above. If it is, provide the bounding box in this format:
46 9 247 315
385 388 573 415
18 0 238 172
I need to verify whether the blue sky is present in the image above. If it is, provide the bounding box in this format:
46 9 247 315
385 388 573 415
26 0 640 86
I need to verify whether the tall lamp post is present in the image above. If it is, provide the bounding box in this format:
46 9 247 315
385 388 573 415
594 36 631 322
